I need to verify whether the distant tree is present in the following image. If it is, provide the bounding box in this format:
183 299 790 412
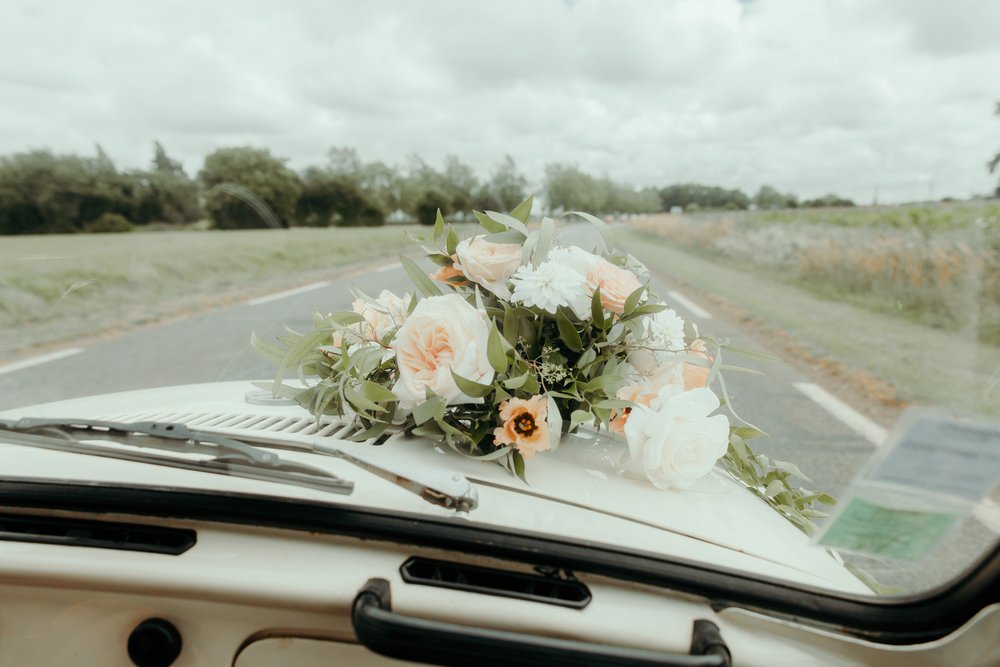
198 147 301 229
753 185 797 210
989 102 1000 196
544 163 607 213
296 167 385 227
441 155 479 213
415 189 450 225
153 141 185 177
801 194 855 208
659 183 750 211
475 155 527 213
135 142 202 224
0 149 138 234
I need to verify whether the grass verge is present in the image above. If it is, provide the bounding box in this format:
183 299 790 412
618 227 1000 416
1 226 422 361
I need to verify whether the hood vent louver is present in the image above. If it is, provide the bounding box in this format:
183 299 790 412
97 411 376 443
0 513 196 555
400 557 591 609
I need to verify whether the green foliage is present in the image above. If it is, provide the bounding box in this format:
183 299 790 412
0 144 202 235
199 147 302 229
296 167 385 227
415 189 451 225
659 183 750 212
83 212 133 233
720 426 836 535
545 163 661 215
474 155 528 213
753 185 798 210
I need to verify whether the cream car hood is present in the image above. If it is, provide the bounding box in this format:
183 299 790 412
0 380 870 594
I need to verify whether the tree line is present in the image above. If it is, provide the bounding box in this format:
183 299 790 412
0 143 859 235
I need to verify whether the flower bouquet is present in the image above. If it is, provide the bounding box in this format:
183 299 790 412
254 197 835 533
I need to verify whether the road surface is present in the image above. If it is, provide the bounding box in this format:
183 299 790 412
1 223 995 592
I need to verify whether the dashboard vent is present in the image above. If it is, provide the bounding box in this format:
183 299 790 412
0 513 196 555
400 557 591 609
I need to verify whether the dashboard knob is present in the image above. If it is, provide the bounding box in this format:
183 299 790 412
127 618 182 667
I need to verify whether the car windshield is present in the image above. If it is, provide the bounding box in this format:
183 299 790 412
1 1 998 600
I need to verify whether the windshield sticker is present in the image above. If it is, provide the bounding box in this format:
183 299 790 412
868 413 1000 501
814 410 1000 561
817 496 960 561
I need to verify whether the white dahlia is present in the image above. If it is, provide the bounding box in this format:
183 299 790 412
510 260 590 318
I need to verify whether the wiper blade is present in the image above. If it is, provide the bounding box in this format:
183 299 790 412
0 417 354 496
0 418 478 512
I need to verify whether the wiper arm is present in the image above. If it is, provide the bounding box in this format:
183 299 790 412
0 417 354 496
0 418 478 512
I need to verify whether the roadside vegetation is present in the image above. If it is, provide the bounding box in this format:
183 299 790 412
619 203 1000 415
630 203 1000 346
0 226 419 361
0 142 868 236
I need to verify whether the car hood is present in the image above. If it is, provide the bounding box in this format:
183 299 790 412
0 381 869 594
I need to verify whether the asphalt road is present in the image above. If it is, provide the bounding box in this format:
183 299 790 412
1 223 996 592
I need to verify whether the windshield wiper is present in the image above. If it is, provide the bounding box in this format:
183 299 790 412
0 418 478 512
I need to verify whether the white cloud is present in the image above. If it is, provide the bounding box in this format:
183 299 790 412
1 0 998 202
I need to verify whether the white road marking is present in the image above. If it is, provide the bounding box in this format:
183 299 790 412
793 382 888 446
246 281 331 306
666 290 712 319
374 263 399 273
0 348 84 376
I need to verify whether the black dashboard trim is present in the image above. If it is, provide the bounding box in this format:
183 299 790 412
0 479 996 645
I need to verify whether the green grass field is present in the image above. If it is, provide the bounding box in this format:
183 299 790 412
1 226 421 361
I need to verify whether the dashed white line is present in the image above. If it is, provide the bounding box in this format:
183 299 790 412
374 263 399 273
793 382 888 446
0 348 84 376
246 281 331 306
666 290 712 319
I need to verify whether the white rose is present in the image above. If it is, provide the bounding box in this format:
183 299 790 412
391 294 495 409
623 385 729 490
454 237 523 298
352 289 411 342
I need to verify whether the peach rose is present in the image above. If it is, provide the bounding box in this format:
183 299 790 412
609 382 659 433
493 395 550 457
454 237 523 298
682 339 712 390
429 255 469 285
586 259 643 315
391 294 495 409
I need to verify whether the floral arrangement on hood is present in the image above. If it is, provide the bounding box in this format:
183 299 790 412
255 197 836 533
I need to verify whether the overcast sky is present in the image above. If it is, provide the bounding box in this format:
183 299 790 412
2 0 998 203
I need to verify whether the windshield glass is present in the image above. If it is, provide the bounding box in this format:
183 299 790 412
1 0 998 600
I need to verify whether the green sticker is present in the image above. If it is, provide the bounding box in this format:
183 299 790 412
818 496 959 561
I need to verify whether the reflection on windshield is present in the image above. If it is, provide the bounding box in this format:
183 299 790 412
1 0 998 598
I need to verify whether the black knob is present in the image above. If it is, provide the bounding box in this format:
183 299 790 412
127 618 182 667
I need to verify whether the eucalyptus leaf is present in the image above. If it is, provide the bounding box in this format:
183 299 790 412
510 194 534 222
450 370 494 398
433 209 444 241
485 210 529 236
487 322 508 374
474 209 505 233
399 255 442 298
565 210 614 253
555 309 583 352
